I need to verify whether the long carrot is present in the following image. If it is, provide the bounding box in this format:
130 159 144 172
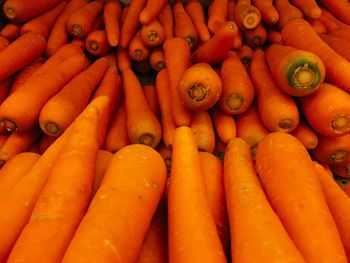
103 0 121 47
85 29 111 57
252 0 279 25
212 106 236 144
274 0 303 29
319 34 350 62
62 144 167 263
129 30 150 61
256 132 348 263
185 0 210 42
149 47 165 71
290 119 318 150
300 82 350 137
92 149 113 196
250 49 299 132
168 126 227 263
190 110 216 153
157 3 174 40
235 0 261 30
224 137 307 263
0 32 46 82
207 0 228 34
0 22 21 40
219 51 254 115
117 47 132 73
139 0 167 25
235 44 253 67
243 22 267 48
318 0 350 26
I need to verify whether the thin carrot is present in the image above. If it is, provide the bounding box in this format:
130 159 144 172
120 3 129 25
266 26 283 44
157 3 174 40
274 0 303 29
290 119 318 150
212 106 236 144
117 47 132 72
289 0 321 19
140 18 165 47
192 21 238 64
190 110 216 153
224 137 307 263
133 60 152 74
185 0 210 42
0 35 9 52
143 85 160 120
92 149 113 196
158 143 172 173
219 51 254 115
62 144 167 263
235 0 261 31
252 0 279 25
139 0 167 25
0 32 46 82
207 0 228 34
149 47 165 71
318 16 338 32
85 29 111 57
330 162 350 179
318 0 350 26
235 44 253 67
38 134 57 154
2 0 63 23
168 126 227 263
163 37 192 126
309 19 328 34
0 22 21 40
129 30 150 61
243 22 267 48
319 34 350 62
178 63 222 111
103 0 121 47
250 49 299 132
300 82 350 137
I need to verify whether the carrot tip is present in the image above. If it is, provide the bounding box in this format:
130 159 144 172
71 24 83 36
332 115 350 132
278 119 294 131
188 84 209 102
241 56 251 65
109 39 118 47
242 13 260 30
139 133 155 146
1 119 18 133
44 122 61 137
134 49 144 59
5 7 16 19
89 41 99 51
155 61 165 71
332 150 349 163
226 94 243 111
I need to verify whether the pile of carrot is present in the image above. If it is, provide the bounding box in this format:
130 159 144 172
0 0 350 261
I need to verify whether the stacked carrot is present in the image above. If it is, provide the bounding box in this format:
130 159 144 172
0 0 350 261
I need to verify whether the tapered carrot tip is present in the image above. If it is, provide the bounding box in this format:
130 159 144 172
278 119 294 131
226 94 244 111
332 115 350 133
139 133 155 146
71 24 83 36
243 12 260 29
188 84 209 102
44 122 60 137
109 39 118 47
1 119 18 132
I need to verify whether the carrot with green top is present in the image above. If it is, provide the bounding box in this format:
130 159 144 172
224 137 307 263
290 119 318 150
243 22 267 48
252 0 279 25
266 44 325 97
117 47 132 72
207 0 228 33
157 3 174 40
319 34 350 62
86 29 111 57
274 0 303 29
140 18 165 47
212 106 236 144
235 44 253 67
235 0 261 30
185 0 210 42
318 0 350 26
139 0 167 25
0 22 21 40
190 110 216 153
103 0 121 47
92 150 113 196
129 30 150 61
150 47 165 71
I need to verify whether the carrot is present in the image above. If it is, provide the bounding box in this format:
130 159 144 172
120 3 129 24
236 103 269 158
158 143 172 174
20 1 66 38
252 0 279 25
140 18 165 47
274 0 303 29
38 134 57 154
266 26 283 44
224 137 307 263
318 16 338 32
0 22 21 40
117 47 132 72
250 49 299 132
331 162 350 179
139 0 167 25
192 21 238 64
266 44 326 97
318 0 350 26
219 51 254 115
319 7 349 29
300 82 350 137
212 106 236 144
256 132 348 263
290 119 318 150
62 144 167 263
185 0 210 42
319 34 350 62
288 0 321 19
235 0 261 30
92 150 113 196
314 161 350 259
157 3 174 40
0 152 40 191
190 110 216 153
103 0 121 47
227 0 243 49
85 29 111 57
2 0 63 23
207 0 228 34
0 32 46 82
243 22 267 48
0 35 9 52
133 60 152 74
235 44 253 67
309 19 327 34
39 57 108 137
163 37 192 126
178 63 222 111
66 1 104 38
129 30 150 61
168 126 227 263
0 54 87 133
149 47 165 71
143 85 160 120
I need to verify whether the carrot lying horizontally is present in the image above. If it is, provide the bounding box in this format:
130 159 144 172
243 22 267 48
185 0 210 42
224 138 307 263
235 44 253 67
0 22 21 40
150 47 165 71
139 0 167 25
157 3 174 40
290 119 318 150
274 0 303 29
235 0 261 30
207 0 228 33
256 132 348 263
190 110 216 153
140 18 165 47
85 29 111 57
92 150 113 196
212 106 236 144
289 0 321 19
318 0 350 26
168 126 227 263
252 0 279 25
62 144 167 263
129 30 150 61
103 0 121 47
319 34 350 62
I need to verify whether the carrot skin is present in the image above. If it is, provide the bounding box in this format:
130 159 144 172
103 0 121 47
0 22 21 40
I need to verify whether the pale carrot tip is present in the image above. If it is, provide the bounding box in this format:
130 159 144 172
332 115 350 132
188 84 208 102
311 8 322 19
278 119 294 131
243 14 260 30
44 122 61 137
109 39 118 47
139 133 155 147
5 8 16 19
332 150 348 163
2 119 18 133
71 24 83 36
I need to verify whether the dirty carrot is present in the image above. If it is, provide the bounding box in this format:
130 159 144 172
252 0 279 25
139 0 167 25
157 3 174 40
274 0 303 29
185 0 210 42
129 30 150 61
318 0 350 26
0 22 21 40
140 18 165 47
117 47 132 72
266 26 283 44
235 44 253 67
319 34 350 62
190 110 216 153
243 22 267 48
150 47 165 71
235 0 261 30
212 107 236 144
85 29 111 57
92 150 113 196
207 0 228 33
103 0 121 47
290 119 318 150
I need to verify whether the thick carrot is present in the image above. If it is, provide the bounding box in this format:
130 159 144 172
318 0 350 26
117 47 132 72
20 1 66 38
85 29 111 57
140 18 165 47
235 0 261 30
235 44 253 67
319 34 350 61
143 85 160 120
252 0 279 25
139 0 167 25
46 0 88 57
224 138 307 263
331 162 350 179
207 0 228 33
300 82 350 137
103 0 121 47
190 110 216 153
289 0 321 19
212 106 236 144
0 35 9 52
266 26 283 44
291 119 318 150
256 132 347 263
157 3 174 40
0 32 46 82
0 22 21 40
274 0 303 29
163 37 192 126
178 63 222 111
2 0 63 23
266 44 325 97
0 54 87 133
219 51 254 115
243 22 267 48
168 126 227 263
38 134 57 154
123 68 162 148
129 30 150 61
309 19 327 34
62 144 167 263
185 0 210 42
92 150 113 196
250 49 299 132
149 47 165 71
39 57 108 137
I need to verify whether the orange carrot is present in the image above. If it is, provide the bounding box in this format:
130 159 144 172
207 0 228 33
62 144 167 263
103 0 121 47
224 138 307 263
143 85 160 120
178 63 222 111
39 57 108 137
38 134 57 154
149 47 165 71
92 149 113 196
133 60 152 74
250 49 299 132
318 0 350 26
266 26 283 44
2 0 63 23
117 47 132 72
168 126 227 263
235 44 253 67
290 119 318 150
309 19 327 34
319 7 349 29
243 22 267 48
158 143 172 173
266 44 326 97
0 22 21 40
129 30 151 61
85 29 111 57
289 0 321 19
157 3 174 40
0 35 9 52
319 34 350 62
219 51 254 115
212 106 236 144
140 18 165 47
274 0 303 29
235 0 261 30
252 0 279 25
190 110 216 153
185 0 210 42
300 82 350 137
331 162 350 179
139 0 167 25
0 32 46 82
256 132 347 263
163 37 192 126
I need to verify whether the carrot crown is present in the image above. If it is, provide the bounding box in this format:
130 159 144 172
286 60 322 91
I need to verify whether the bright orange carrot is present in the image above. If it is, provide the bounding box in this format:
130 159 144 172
219 51 254 115
103 0 121 47
92 149 113 196
190 110 216 153
129 30 151 61
168 126 227 263
140 18 165 47
163 37 192 126
224 138 307 263
157 3 174 40
62 144 167 263
185 0 210 42
256 132 347 263
38 134 57 154
309 19 327 34
235 44 253 66
143 85 160 120
117 47 132 72
250 49 299 132
85 29 111 57
290 119 318 150
235 0 261 30
274 0 303 29
300 82 350 137
149 47 165 71
243 22 267 48
289 0 321 19
0 22 21 40
207 0 228 33
139 0 167 25
266 26 283 44
319 34 350 62
252 0 279 25
212 106 236 144
318 0 350 26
